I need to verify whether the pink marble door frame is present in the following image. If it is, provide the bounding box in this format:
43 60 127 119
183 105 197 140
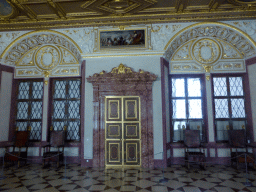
87 64 157 168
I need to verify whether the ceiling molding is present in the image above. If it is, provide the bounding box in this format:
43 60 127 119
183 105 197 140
0 0 256 31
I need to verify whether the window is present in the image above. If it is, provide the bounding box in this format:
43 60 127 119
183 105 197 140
212 75 247 142
170 75 205 142
51 78 81 141
15 80 44 141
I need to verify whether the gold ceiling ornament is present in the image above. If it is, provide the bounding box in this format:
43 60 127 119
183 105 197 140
2 1 256 31
81 0 157 15
44 80 49 85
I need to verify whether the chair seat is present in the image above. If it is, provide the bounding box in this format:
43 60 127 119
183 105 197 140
4 151 28 167
231 152 254 163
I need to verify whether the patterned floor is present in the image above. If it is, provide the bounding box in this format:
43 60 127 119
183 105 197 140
0 164 256 192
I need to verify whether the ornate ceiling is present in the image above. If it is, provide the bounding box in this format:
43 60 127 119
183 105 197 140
0 0 256 31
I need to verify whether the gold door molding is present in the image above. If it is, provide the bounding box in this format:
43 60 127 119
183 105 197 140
105 96 141 168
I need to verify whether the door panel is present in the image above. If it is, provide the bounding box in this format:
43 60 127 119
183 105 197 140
105 96 141 168
124 140 140 166
123 97 139 121
124 123 140 139
106 140 122 165
106 98 122 121
106 123 122 139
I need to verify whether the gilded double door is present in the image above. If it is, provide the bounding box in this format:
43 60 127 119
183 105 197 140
105 96 141 167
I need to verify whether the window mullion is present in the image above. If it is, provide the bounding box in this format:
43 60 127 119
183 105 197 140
226 76 232 130
185 77 189 128
28 82 33 125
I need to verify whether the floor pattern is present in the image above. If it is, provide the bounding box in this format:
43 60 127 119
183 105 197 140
0 164 256 191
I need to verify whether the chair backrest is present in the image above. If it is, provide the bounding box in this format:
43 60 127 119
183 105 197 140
14 131 30 147
184 130 201 148
228 129 246 148
49 130 65 147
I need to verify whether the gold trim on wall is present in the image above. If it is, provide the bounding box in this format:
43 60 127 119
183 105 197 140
1 29 82 59
164 21 256 53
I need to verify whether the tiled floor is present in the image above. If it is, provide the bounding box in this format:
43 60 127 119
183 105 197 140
1 164 256 191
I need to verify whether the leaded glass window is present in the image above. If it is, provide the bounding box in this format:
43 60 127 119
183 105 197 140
213 75 247 142
16 80 44 141
170 76 205 142
51 78 81 141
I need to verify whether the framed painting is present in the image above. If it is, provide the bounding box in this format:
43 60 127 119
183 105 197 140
99 29 147 51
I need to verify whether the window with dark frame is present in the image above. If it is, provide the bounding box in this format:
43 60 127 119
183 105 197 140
51 78 81 141
212 75 247 142
170 75 206 142
15 80 44 141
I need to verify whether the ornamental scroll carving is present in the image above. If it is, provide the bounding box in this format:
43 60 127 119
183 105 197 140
87 63 157 102
87 63 157 84
1 31 82 78
164 23 256 62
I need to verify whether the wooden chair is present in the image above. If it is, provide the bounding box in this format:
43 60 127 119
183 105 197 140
42 126 66 168
4 127 30 167
228 129 255 169
184 130 206 169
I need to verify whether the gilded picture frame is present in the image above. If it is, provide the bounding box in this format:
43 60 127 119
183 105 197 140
98 28 147 51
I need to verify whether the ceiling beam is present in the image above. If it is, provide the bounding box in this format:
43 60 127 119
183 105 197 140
46 0 67 19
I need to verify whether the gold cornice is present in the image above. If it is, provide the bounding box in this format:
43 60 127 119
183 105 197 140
1 29 82 59
82 53 163 58
164 21 256 52
1 15 256 32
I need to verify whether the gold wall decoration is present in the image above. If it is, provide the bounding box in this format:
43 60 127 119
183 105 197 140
203 66 212 73
1 30 82 78
35 45 61 71
212 61 245 71
217 39 243 59
111 63 132 74
171 41 192 61
164 22 256 62
171 62 203 73
192 38 221 65
168 22 252 75
1 30 82 65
